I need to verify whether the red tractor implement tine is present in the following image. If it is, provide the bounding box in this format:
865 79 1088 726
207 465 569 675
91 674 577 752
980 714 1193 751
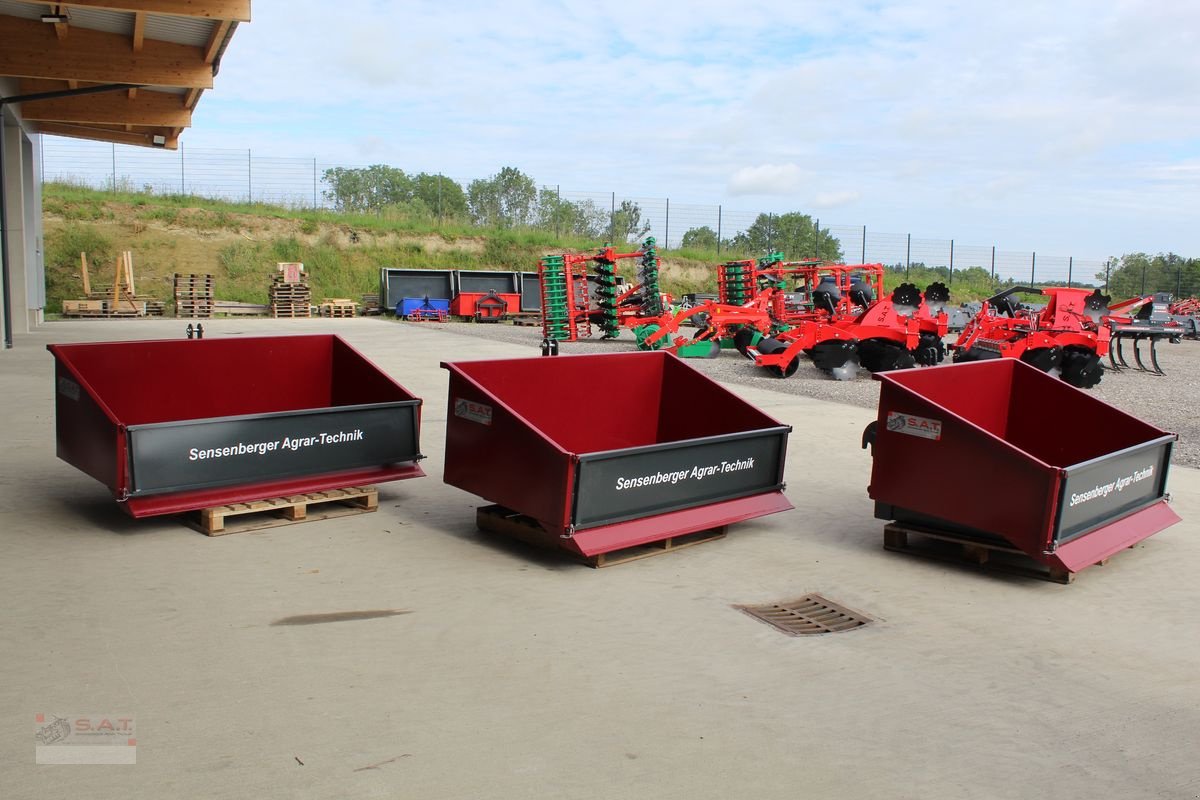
1107 344 1122 371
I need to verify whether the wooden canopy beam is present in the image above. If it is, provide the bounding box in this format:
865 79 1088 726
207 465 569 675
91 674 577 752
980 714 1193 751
0 15 214 87
18 82 191 127
57 1 251 21
32 121 179 149
132 11 145 51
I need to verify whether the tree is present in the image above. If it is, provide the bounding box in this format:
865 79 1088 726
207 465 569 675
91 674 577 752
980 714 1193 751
467 166 538 227
730 212 842 261
681 225 719 251
1101 253 1200 299
610 199 651 242
321 165 413 213
537 189 607 238
410 173 468 220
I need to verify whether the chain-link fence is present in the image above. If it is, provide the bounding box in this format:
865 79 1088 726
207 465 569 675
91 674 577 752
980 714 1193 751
42 136 1128 290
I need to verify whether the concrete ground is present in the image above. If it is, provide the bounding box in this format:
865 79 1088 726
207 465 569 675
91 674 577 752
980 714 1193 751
2 317 1198 800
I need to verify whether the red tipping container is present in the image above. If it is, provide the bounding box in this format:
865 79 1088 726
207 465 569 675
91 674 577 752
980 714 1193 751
48 334 424 517
865 359 1179 575
441 351 793 558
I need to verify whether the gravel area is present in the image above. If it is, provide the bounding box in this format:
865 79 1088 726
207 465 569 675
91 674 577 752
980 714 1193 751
406 319 1200 468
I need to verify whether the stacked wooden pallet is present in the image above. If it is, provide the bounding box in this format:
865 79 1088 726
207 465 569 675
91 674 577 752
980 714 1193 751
360 293 383 315
319 299 357 318
62 252 165 318
174 273 214 318
269 276 312 318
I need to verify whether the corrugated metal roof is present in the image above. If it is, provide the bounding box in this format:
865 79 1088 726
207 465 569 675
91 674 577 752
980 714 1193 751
58 6 131 36
0 2 219 47
0 1 42 20
144 14 216 47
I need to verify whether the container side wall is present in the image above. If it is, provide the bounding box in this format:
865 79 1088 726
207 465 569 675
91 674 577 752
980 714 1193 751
657 356 787 443
870 379 1058 554
52 359 120 494
50 337 335 425
443 370 574 531
1004 363 1172 467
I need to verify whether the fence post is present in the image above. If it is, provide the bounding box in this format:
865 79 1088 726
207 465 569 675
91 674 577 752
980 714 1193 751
247 149 252 203
180 145 185 194
555 185 561 239
664 198 669 250
312 158 317 208
948 239 954 287
111 143 116 191
437 175 443 225
716 205 722 255
1178 264 1183 298
1031 252 1036 286
861 225 866 263
906 233 911 279
1105 259 1111 292
990 245 996 289
1140 261 1147 295
609 192 615 244
814 217 820 256
1067 256 1073 288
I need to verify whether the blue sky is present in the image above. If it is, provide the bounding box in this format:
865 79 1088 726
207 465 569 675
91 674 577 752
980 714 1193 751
178 1 1200 257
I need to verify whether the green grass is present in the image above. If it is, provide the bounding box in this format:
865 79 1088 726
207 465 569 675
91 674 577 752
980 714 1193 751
43 181 1052 312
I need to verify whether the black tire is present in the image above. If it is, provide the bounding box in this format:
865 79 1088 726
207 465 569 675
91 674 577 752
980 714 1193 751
733 327 761 358
756 337 789 356
766 357 800 378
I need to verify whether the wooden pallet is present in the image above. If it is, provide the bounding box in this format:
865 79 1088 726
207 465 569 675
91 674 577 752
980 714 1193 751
882 522 1089 584
475 504 727 567
185 486 379 536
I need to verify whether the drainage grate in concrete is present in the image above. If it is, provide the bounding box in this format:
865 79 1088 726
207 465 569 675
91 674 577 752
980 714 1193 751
737 594 872 635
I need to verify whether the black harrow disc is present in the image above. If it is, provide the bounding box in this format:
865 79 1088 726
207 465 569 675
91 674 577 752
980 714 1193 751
1061 345 1103 389
924 281 950 305
848 279 875 308
1019 346 1063 374
913 332 946 366
952 346 1002 363
890 282 923 308
1084 289 1112 323
858 338 917 373
810 340 857 371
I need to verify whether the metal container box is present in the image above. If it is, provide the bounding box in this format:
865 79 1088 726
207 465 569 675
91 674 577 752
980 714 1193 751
48 335 424 517
865 358 1179 574
442 351 792 557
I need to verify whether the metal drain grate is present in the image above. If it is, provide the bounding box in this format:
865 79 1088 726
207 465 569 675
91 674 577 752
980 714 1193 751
737 594 872 635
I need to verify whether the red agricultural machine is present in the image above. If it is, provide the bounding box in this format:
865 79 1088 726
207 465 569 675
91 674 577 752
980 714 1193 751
634 257 892 360
950 286 1182 388
752 280 951 379
537 237 666 342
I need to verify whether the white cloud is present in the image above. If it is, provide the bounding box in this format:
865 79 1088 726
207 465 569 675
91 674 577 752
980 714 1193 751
728 164 809 195
812 191 860 209
53 0 1200 256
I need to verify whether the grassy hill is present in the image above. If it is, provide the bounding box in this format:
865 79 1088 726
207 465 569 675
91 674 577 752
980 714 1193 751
42 182 1011 314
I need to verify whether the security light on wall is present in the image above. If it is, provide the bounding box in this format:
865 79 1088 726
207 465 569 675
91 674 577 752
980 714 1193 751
151 135 167 147
40 12 68 23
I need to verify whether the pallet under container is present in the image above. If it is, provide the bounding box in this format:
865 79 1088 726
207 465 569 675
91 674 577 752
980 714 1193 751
47 334 425 517
441 351 793 560
864 358 1180 581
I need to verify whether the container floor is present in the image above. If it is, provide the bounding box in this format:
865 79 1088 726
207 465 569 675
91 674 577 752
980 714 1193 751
3 317 1199 800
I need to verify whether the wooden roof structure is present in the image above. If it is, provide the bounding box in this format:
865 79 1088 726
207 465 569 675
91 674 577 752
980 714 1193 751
0 0 248 149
